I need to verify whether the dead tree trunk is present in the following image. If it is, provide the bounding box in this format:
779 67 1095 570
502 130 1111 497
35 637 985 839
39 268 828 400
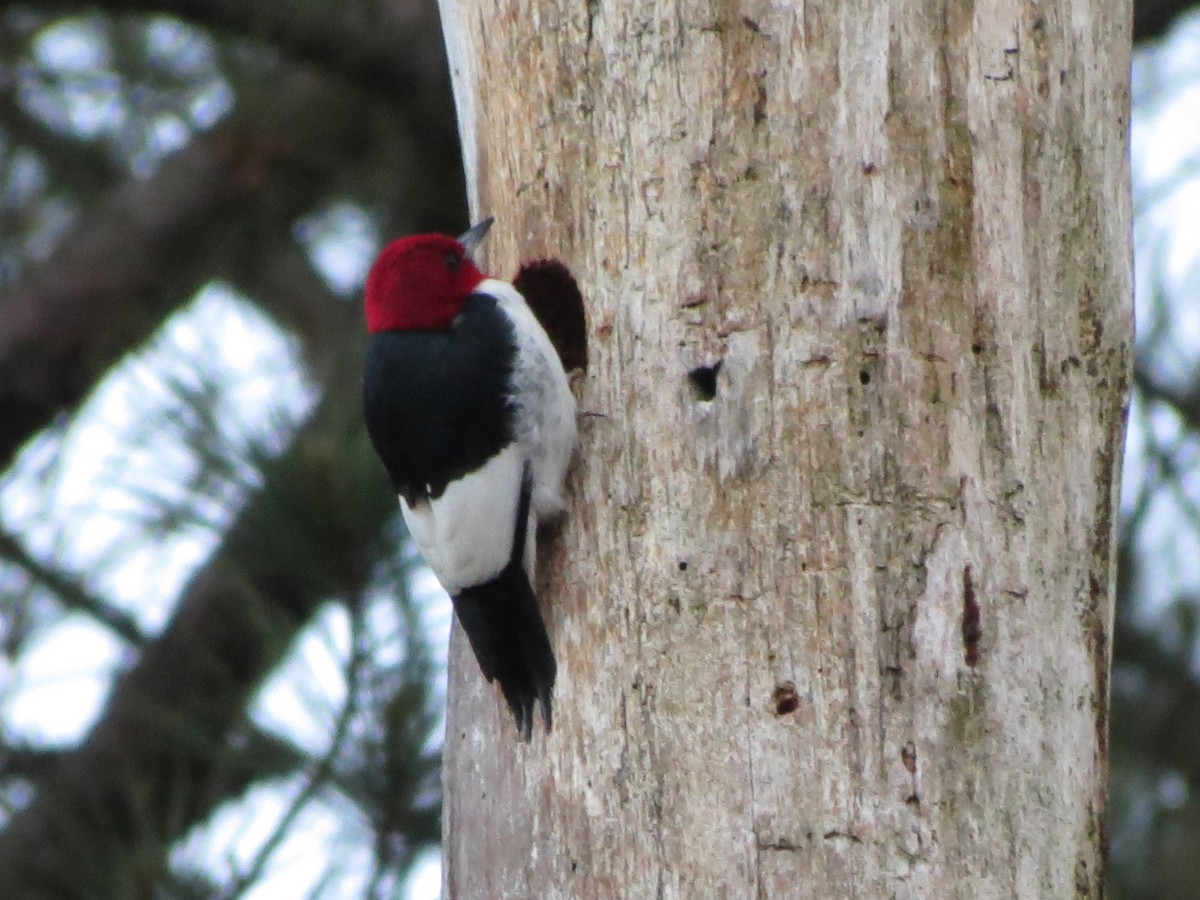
438 0 1131 896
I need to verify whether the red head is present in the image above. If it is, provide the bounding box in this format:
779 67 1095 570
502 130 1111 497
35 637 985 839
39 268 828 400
364 225 491 333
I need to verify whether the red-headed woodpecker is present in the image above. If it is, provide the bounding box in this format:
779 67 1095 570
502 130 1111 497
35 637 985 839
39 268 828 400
362 218 577 738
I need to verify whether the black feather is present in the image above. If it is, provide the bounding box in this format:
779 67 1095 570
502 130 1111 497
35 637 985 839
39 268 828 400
363 293 517 502
451 465 556 738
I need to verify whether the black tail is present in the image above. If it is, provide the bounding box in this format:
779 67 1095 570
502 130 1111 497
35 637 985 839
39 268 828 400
450 467 556 738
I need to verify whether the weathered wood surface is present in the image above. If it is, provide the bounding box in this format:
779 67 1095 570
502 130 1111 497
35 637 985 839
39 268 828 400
438 1 1132 896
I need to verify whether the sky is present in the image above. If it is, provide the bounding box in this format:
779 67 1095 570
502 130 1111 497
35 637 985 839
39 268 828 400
1128 11 1200 632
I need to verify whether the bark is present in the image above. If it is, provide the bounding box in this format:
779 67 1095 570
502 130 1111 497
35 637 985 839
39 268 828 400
439 0 1131 897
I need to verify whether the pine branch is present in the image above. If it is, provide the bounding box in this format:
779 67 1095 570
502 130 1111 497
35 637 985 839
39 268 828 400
0 729 306 798
222 592 371 900
13 0 449 101
0 70 384 475
0 373 401 896
0 133 255 473
0 525 148 646
1113 619 1200 787
1134 0 1200 44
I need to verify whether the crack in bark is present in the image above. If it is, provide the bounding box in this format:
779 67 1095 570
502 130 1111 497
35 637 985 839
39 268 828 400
962 564 982 667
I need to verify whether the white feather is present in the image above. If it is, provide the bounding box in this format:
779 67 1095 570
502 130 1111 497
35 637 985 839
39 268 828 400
400 444 523 594
478 278 577 521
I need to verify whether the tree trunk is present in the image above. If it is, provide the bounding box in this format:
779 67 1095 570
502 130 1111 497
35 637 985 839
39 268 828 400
437 0 1131 896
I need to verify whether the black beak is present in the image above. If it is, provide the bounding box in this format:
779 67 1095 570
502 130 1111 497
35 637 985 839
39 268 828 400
458 217 494 257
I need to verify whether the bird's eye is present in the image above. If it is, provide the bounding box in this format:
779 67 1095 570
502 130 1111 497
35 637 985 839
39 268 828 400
445 252 459 271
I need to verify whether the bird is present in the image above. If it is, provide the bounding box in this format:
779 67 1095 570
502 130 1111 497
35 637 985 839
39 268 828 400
362 217 578 737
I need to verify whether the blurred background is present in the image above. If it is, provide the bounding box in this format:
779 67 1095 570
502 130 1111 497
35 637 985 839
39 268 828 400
0 1 1195 897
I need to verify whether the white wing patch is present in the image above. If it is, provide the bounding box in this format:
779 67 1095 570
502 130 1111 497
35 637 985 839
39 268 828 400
478 278 577 521
400 443 524 595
